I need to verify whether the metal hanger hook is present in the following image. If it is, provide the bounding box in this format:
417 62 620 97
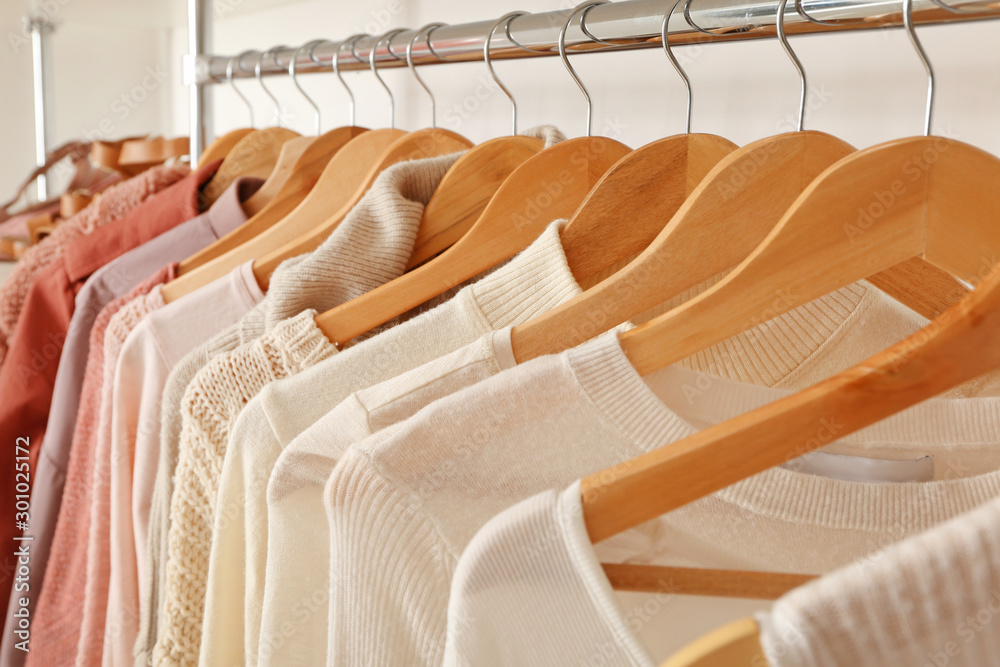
366 29 407 129
486 12 528 136
662 0 693 134
408 23 446 129
292 39 325 134
323 34 366 127
255 45 288 127
903 0 935 136
227 50 257 127
558 0 610 137
776 0 807 132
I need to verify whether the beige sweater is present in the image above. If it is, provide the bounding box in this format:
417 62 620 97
148 150 466 667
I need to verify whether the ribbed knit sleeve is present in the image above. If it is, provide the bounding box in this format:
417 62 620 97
0 165 188 362
154 311 337 666
760 495 1000 667
27 267 173 667
322 449 456 667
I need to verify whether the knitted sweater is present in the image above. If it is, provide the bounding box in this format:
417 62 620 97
0 165 188 362
759 491 1000 666
154 311 338 666
323 330 1000 666
136 149 467 665
27 266 174 667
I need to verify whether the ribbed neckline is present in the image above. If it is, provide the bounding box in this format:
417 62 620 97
468 219 583 330
557 481 656 666
566 333 1000 534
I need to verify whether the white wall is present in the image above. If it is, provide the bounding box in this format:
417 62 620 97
174 0 1000 158
0 0 176 209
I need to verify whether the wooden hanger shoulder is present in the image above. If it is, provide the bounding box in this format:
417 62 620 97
406 135 545 269
251 128 474 289
661 617 767 667
197 128 255 168
119 136 191 167
619 137 1000 377
241 135 316 215
177 126 370 274
511 131 854 363
200 126 301 207
315 135 633 347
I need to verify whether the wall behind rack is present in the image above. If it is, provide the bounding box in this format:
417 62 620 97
167 0 1000 157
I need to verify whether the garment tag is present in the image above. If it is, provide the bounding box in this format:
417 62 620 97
783 451 935 483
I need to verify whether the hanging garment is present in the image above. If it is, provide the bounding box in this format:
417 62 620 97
757 490 1000 667
139 150 466 665
211 218 584 667
321 325 1000 667
0 161 217 623
25 267 174 667
0 175 262 667
0 164 188 362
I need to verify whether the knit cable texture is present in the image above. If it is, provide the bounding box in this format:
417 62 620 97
153 311 337 666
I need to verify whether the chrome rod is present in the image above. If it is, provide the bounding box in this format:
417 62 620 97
192 0 1000 84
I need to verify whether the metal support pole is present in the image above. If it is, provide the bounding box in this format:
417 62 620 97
187 0 212 164
193 0 1000 83
29 17 53 202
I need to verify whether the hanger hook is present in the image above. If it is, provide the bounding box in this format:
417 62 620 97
323 34 365 127
408 23 446 129
903 0 935 136
776 0 807 132
485 12 528 136
227 50 257 127
291 40 325 134
662 0 693 134
255 45 288 127
558 1 609 137
363 30 406 129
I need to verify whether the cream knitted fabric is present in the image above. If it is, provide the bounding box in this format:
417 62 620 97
198 220 581 667
153 310 337 666
0 164 188 362
323 331 1000 666
759 493 1000 667
136 150 466 665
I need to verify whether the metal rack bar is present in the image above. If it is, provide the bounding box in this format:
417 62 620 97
187 0 212 164
186 0 1000 162
28 17 53 201
191 0 1000 84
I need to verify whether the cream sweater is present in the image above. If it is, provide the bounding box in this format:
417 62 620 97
137 150 468 665
323 331 1000 666
759 490 1000 666
205 221 581 667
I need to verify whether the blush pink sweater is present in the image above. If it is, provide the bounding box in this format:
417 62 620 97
26 265 174 667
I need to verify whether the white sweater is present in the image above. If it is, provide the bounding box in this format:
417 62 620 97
323 331 1000 666
206 220 582 667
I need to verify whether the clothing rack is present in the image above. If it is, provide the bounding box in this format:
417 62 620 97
185 0 1000 163
28 16 53 201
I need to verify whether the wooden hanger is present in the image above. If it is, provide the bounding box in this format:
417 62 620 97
252 126 473 288
661 617 767 667
161 127 404 302
241 136 314 215
199 126 301 206
314 7 641 346
511 0 964 365
118 136 190 167
313 134 630 344
581 0 1000 587
404 17 551 269
197 128 255 168
177 126 369 273
249 28 480 289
